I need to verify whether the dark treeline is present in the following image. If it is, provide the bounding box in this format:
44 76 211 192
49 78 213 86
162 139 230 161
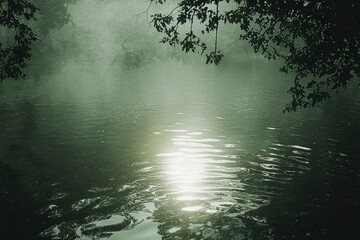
0 0 77 81
152 0 360 111
1 0 360 111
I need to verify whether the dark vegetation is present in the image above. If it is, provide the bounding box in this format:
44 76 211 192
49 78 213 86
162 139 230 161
0 0 38 81
0 0 77 82
150 0 360 111
1 0 360 111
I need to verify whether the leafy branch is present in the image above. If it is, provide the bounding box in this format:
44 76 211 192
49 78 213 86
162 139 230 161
151 0 360 111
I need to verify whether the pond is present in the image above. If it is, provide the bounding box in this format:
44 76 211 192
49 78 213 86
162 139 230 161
1 59 360 240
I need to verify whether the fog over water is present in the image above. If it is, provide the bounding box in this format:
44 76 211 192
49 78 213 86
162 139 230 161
1 1 360 240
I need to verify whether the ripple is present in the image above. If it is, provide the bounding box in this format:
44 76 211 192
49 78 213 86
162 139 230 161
72 197 101 211
182 205 203 212
288 145 312 151
79 215 131 238
38 204 63 219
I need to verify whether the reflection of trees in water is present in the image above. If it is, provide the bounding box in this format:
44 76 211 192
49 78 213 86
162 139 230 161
39 181 152 239
0 163 44 240
154 200 272 240
39 180 271 239
0 100 51 239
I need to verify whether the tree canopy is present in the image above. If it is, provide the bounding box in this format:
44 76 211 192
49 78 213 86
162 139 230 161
150 0 360 111
0 0 38 82
0 0 79 82
1 0 360 112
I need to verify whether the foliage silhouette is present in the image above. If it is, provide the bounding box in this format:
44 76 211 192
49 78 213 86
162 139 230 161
0 0 79 82
150 0 360 111
0 0 38 82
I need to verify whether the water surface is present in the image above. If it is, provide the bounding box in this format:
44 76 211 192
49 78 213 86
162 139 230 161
1 60 360 239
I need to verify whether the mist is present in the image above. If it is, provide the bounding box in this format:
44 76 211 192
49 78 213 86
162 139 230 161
1 1 360 240
1 0 271 108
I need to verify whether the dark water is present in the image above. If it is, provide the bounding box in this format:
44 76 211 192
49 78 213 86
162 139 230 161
1 60 360 240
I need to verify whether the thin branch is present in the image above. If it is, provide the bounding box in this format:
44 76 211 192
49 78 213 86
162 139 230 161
214 0 219 52
190 9 195 33
136 1 153 23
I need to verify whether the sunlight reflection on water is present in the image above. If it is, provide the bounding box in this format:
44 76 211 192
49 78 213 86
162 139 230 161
1 60 359 240
155 123 260 219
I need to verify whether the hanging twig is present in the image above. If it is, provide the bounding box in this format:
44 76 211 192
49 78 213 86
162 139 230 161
214 0 219 52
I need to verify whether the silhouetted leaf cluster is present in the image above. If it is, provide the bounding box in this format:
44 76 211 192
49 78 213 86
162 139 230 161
151 0 360 111
0 0 38 82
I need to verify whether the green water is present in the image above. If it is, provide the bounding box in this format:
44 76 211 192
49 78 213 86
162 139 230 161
1 59 359 239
